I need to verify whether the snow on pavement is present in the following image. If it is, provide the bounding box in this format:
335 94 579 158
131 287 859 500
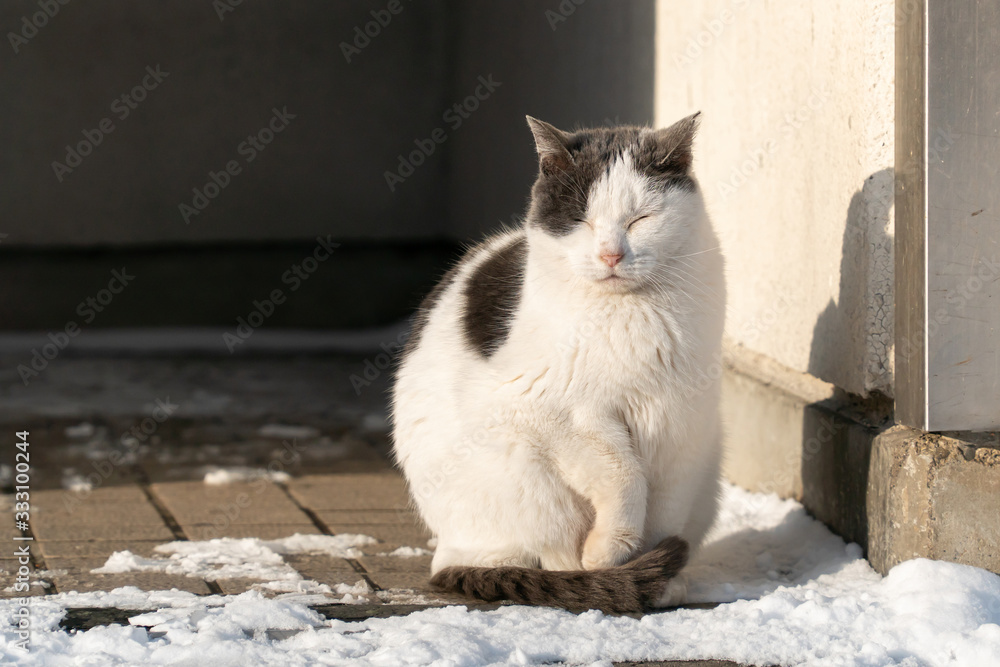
92 533 379 596
202 467 293 485
2 484 999 666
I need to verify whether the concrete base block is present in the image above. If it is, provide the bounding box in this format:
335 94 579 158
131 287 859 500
868 427 1000 574
721 343 999 575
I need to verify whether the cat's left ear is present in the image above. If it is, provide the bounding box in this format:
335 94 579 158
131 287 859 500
643 111 701 175
526 116 574 174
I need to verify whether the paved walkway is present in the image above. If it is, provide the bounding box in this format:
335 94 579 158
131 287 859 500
3 465 442 600
0 356 751 665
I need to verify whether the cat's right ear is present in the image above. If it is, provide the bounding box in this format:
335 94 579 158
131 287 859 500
526 116 574 174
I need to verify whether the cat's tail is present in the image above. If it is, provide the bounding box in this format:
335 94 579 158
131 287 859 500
429 536 688 614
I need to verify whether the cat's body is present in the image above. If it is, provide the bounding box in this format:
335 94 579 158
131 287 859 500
392 114 725 612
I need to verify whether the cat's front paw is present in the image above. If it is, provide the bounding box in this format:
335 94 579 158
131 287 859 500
581 527 641 569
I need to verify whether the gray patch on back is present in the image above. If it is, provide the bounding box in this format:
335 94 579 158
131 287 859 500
401 261 463 362
462 235 528 357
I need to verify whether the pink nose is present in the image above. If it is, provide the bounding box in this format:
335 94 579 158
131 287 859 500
601 253 623 268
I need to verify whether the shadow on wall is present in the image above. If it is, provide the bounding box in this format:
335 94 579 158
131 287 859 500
800 169 895 552
807 168 895 397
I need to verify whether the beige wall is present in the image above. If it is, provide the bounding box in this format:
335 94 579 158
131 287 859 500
655 0 895 397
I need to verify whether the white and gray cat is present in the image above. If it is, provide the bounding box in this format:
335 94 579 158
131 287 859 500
391 113 725 613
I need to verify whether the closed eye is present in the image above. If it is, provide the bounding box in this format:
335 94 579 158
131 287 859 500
626 215 649 231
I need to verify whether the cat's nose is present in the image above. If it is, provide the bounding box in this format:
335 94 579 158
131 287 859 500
601 253 623 268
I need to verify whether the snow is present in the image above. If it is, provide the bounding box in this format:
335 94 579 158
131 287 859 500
3 484 999 666
64 422 96 439
92 534 379 595
361 413 390 433
202 467 292 485
378 546 434 558
60 470 93 492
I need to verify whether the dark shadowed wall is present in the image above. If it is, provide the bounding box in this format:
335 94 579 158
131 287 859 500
0 0 654 329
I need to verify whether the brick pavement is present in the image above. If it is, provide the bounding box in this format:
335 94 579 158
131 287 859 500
2 465 439 602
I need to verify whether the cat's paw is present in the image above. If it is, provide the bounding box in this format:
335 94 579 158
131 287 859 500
581 527 641 569
654 573 689 607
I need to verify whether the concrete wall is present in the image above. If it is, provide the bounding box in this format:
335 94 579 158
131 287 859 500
655 0 895 397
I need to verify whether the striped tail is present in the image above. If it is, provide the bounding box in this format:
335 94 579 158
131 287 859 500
429 536 688 614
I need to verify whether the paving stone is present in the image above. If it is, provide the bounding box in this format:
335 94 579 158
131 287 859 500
357 554 432 574
0 569 53 598
321 520 432 550
35 485 152 508
4 511 31 543
33 524 175 543
33 502 166 527
12 422 142 492
288 472 411 511
41 453 144 492
43 557 115 572
367 571 432 591
0 495 19 536
0 550 30 563
314 509 422 525
151 481 312 526
215 578 272 595
30 486 173 543
37 539 167 560
183 523 321 541
211 553 366 596
138 431 393 483
284 553 361 587
50 571 212 595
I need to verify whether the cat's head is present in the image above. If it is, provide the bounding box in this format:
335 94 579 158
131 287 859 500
524 113 704 292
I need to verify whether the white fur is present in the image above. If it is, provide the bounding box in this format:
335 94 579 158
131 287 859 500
392 149 726 605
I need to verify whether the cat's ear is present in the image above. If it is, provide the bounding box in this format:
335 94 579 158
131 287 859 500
526 116 574 174
644 111 701 174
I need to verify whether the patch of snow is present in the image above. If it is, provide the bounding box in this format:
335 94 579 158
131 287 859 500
262 533 377 556
3 485 998 665
685 484 865 604
202 467 291 485
0 464 11 487
361 413 389 433
61 469 93 492
93 534 377 584
379 546 433 558
257 424 319 440
64 422 96 439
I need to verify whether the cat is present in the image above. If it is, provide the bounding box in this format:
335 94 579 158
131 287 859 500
391 112 726 613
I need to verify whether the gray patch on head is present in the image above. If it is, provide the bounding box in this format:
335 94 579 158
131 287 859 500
525 114 700 237
462 235 528 358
